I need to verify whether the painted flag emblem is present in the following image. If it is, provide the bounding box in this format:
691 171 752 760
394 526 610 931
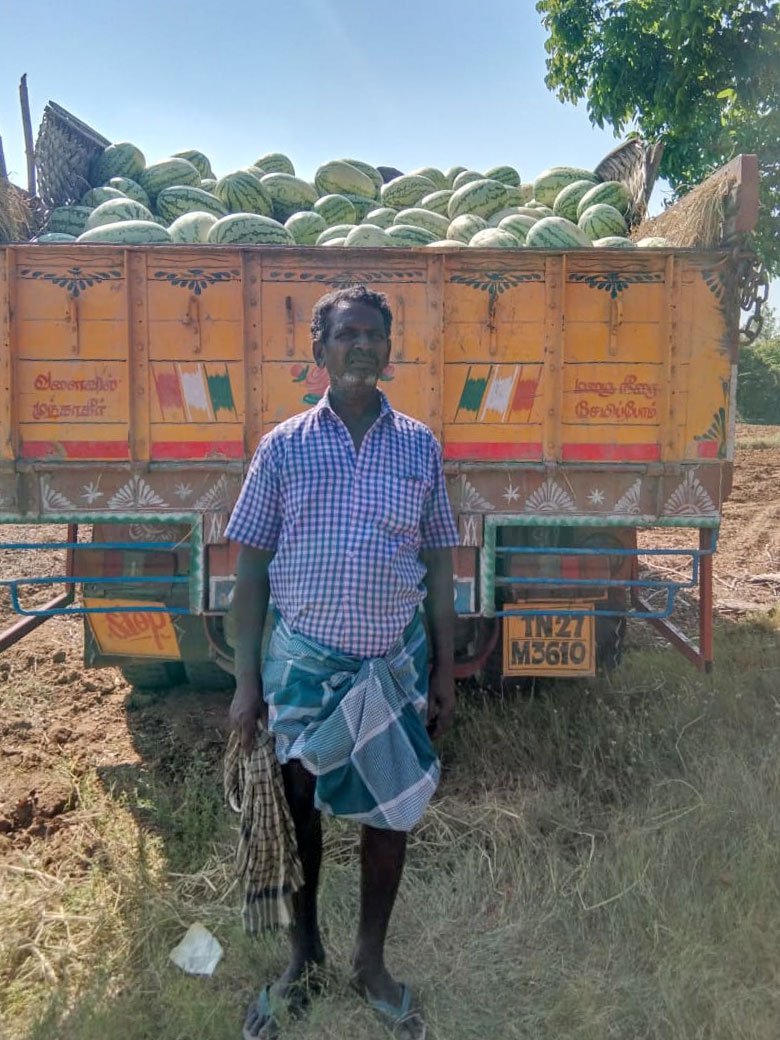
455 364 542 423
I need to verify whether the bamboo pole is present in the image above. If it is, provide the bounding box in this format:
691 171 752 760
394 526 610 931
19 74 36 196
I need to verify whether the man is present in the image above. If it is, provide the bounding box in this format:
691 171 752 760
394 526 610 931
226 284 459 1040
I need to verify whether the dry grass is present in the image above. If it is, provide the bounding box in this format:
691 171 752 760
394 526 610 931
633 175 726 248
0 180 33 244
3 616 780 1039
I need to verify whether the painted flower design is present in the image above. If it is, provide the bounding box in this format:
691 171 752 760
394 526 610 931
290 363 395 405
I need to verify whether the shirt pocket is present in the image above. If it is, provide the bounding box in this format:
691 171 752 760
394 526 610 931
370 474 428 540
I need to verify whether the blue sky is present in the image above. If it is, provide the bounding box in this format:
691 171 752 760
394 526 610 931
1 0 775 303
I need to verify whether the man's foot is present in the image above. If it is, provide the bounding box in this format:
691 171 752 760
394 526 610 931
243 952 326 1040
352 960 426 1039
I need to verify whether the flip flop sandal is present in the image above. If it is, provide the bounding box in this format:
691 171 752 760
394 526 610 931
242 986 280 1040
242 971 325 1040
363 983 426 1040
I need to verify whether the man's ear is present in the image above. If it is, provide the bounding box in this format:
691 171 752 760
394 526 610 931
383 337 392 367
313 339 324 368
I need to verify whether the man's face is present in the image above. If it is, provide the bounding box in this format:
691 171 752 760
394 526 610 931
314 300 391 391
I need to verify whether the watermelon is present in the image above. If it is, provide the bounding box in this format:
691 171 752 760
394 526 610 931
525 202 554 215
81 186 126 208
108 177 150 207
34 233 77 243
593 236 635 248
469 228 520 249
504 184 534 206
553 179 599 223
533 167 597 206
484 165 520 187
208 213 294 245
315 161 375 198
394 208 450 238
85 198 155 229
488 207 525 226
420 190 453 216
316 224 357 245
260 173 318 221
89 142 145 186
173 150 214 178
380 175 437 209
385 224 438 246
447 214 488 243
452 170 483 190
156 186 228 222
427 239 468 249
525 216 592 248
254 153 295 175
138 158 201 201
636 236 671 247
344 225 391 247
578 203 628 240
447 179 508 220
169 212 219 244
514 206 545 221
314 194 357 226
497 214 537 243
343 194 377 221
576 181 632 219
77 220 172 244
46 206 94 236
340 159 383 197
323 237 346 247
215 170 273 216
286 211 328 244
445 166 468 186
200 178 218 192
409 167 448 191
363 207 397 229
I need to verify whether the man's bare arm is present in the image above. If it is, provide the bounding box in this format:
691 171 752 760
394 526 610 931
229 545 274 751
421 547 456 739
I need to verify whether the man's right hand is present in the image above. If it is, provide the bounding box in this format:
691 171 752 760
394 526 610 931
229 680 267 755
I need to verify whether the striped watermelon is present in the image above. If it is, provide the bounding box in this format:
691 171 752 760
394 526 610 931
173 150 214 178
46 206 94 236
343 194 377 221
200 178 218 192
469 228 520 249
484 165 521 187
344 225 391 247
207 213 294 245
363 207 397 229
409 167 448 191
156 186 228 222
380 175 437 209
260 173 318 221
427 239 468 249
394 208 450 238
254 153 295 175
85 198 155 229
315 161 375 198
525 216 592 248
447 179 508 220
488 207 524 226
314 194 357 226
108 177 150 207
420 190 453 215
498 214 537 243
89 142 145 186
593 236 635 248
286 211 328 244
214 170 273 216
578 203 628 239
452 170 483 190
138 158 201 201
385 225 438 246
316 224 357 245
340 159 383 197
553 179 599 222
636 236 671 247
445 166 468 185
576 181 632 218
447 214 488 243
81 186 126 208
77 220 172 244
34 233 77 243
323 237 346 247
514 206 545 221
525 202 554 215
533 167 597 206
169 212 219 243
504 184 534 206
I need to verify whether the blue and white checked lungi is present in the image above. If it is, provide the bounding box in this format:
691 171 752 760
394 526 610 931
262 612 439 832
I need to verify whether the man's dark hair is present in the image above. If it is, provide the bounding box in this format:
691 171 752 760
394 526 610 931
310 285 393 343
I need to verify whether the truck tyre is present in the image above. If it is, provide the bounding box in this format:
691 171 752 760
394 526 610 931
183 660 235 693
596 615 626 672
120 661 186 691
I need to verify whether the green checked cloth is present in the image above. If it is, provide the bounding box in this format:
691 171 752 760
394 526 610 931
224 722 303 934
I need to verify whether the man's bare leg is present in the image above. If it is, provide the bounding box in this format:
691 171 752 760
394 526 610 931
351 825 408 1004
244 760 324 1037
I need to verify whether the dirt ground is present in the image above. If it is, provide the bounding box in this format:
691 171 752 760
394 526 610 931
2 427 779 850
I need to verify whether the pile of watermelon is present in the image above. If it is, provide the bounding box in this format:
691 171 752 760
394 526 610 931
36 143 669 249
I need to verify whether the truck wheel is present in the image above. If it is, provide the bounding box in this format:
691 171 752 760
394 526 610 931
596 615 626 672
183 660 235 693
120 661 186 691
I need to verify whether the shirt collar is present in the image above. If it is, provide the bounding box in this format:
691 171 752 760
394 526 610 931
315 387 394 424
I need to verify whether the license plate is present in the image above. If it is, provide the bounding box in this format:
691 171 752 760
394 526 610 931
503 602 595 677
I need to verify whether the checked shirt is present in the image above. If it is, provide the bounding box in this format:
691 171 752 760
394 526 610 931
225 389 458 658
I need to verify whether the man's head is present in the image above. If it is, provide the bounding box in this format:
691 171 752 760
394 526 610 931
311 285 393 392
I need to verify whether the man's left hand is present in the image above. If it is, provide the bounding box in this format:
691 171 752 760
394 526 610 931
427 666 455 740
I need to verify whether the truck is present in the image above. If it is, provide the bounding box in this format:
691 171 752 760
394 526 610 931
0 103 764 688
